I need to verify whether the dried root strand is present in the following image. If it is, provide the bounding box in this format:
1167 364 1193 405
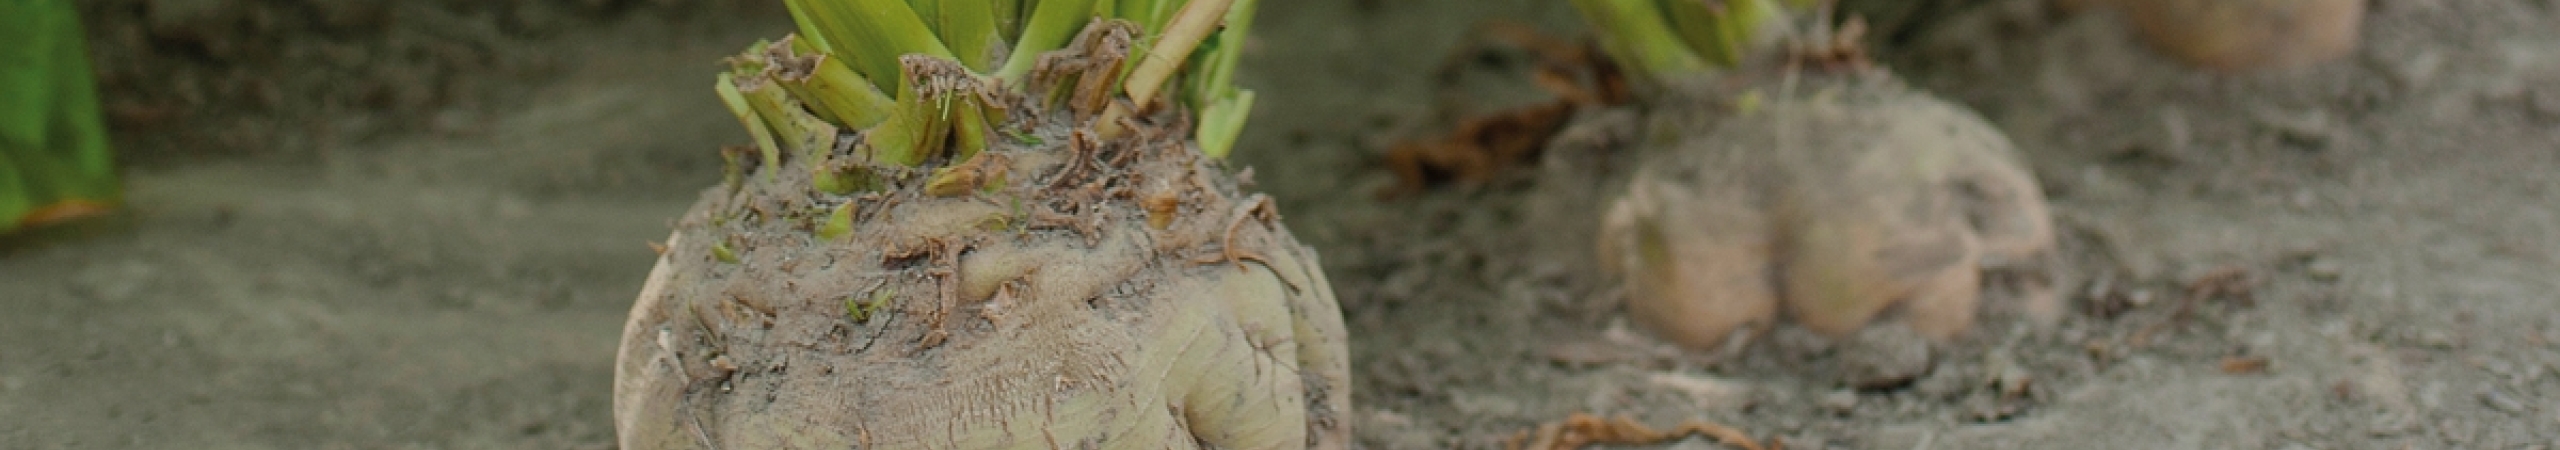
1783 11 1873 74
1044 129 1106 191
1385 23 1627 197
1507 413 1768 450
2127 265 2253 348
924 151 1008 197
1466 21 1631 107
1028 202 1103 246
1028 19 1138 120
1195 194 1277 272
902 54 994 102
916 237 974 350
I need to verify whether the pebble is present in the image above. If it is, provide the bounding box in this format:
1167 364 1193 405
1992 362 2035 399
2479 388 2528 415
1646 372 1752 412
1912 363 1976 400
2257 109 2336 149
1818 389 1859 414
1838 323 1934 390
1767 325 1836 358
1963 394 2025 422
2417 330 2459 349
2305 258 2343 281
2373 49 2447 90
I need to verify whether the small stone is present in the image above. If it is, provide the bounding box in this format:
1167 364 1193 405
1767 325 1836 357
2478 389 2528 415
2375 50 2447 90
2258 109 2336 149
1818 389 1859 414
1839 323 1934 390
2306 258 2343 281
2158 107 2193 156
1962 394 2024 422
2416 330 2458 349
1912 363 1976 400
1992 363 2035 399
1367 409 1413 428
1647 372 1753 412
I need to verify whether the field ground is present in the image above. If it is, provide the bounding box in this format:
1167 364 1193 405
4 0 2557 448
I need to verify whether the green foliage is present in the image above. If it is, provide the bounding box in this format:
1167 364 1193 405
786 0 956 93
1570 0 1791 83
1 0 120 233
845 288 895 322
1186 0 1255 158
816 201 857 240
728 0 1261 178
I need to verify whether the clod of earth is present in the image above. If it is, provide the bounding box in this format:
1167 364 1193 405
613 1 1349 448
1597 72 2059 350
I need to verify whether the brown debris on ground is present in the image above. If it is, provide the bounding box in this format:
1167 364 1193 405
1381 101 1577 196
2127 265 2254 348
1381 22 1630 197
1506 412 1771 450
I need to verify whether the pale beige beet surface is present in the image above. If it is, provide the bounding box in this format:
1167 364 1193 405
4 0 2559 449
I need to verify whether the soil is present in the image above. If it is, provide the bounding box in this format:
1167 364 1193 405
74 0 768 165
6 0 2559 449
